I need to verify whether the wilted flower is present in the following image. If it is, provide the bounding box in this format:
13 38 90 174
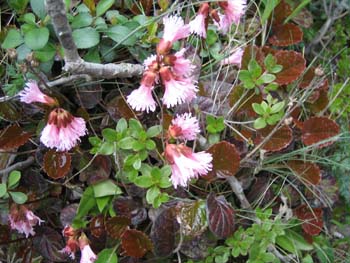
216 0 246 33
165 144 212 188
160 67 198 108
127 71 157 113
169 113 200 141
170 49 194 77
60 237 79 259
9 205 44 238
79 233 97 263
40 108 87 152
189 3 210 38
19 80 56 105
221 48 244 67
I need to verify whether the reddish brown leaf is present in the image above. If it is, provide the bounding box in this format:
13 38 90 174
287 160 321 185
150 206 180 257
206 193 235 239
241 46 265 70
254 125 293 152
306 90 329 113
80 155 111 184
229 86 263 117
207 141 240 178
273 0 293 25
269 23 303 46
106 96 135 121
121 229 153 258
294 205 323 236
90 215 105 238
0 125 31 150
275 50 306 85
43 150 71 179
302 117 340 148
106 216 131 239
113 196 147 226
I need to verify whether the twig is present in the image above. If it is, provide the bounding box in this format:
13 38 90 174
45 0 143 79
0 156 35 176
226 176 252 210
46 74 92 87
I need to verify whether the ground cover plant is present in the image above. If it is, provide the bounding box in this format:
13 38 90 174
0 0 350 262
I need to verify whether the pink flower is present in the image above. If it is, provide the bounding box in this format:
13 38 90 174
80 244 97 263
160 67 198 108
40 108 87 152
189 3 209 38
157 15 190 55
221 48 244 67
79 234 97 263
143 54 158 70
171 49 194 77
217 0 246 33
9 205 44 238
162 15 190 44
169 113 200 141
165 144 213 188
19 80 56 105
127 71 157 113
60 238 79 259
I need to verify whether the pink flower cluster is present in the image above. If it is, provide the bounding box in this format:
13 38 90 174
18 80 87 152
127 16 197 112
9 204 44 238
165 114 212 189
60 226 97 263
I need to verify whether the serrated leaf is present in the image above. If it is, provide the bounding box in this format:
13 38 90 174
177 200 207 236
121 229 153 258
43 150 71 179
106 216 131 239
206 193 235 238
254 125 293 152
0 125 31 150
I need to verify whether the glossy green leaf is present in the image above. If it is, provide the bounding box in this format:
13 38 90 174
72 27 100 49
71 13 93 29
24 27 49 50
2 29 24 49
0 183 7 198
95 248 118 263
96 0 114 17
93 180 122 198
146 186 160 205
30 0 46 19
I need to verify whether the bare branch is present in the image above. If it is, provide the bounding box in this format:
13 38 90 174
46 74 92 87
226 176 252 210
45 0 143 79
0 156 35 176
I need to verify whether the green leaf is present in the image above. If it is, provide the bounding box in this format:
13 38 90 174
284 0 311 24
145 140 156 150
8 170 21 189
266 114 281 125
146 186 160 205
146 125 162 138
0 184 7 198
75 186 96 219
270 65 283 74
134 175 154 188
161 165 171 177
118 137 135 150
24 27 49 50
22 13 36 25
8 0 29 13
96 0 115 17
261 0 280 23
98 141 115 155
89 136 101 146
30 0 46 19
72 27 100 49
271 101 285 113
71 13 93 29
9 191 28 204
206 29 218 46
248 59 262 79
102 128 118 142
2 29 24 49
254 117 267 129
257 73 276 85
153 192 169 208
265 82 279 92
95 248 118 263
276 230 313 253
116 118 127 133
128 119 143 133
252 103 265 115
96 196 111 212
132 141 145 151
132 157 142 170
106 25 137 46
93 179 122 198
34 42 56 62
158 176 172 188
